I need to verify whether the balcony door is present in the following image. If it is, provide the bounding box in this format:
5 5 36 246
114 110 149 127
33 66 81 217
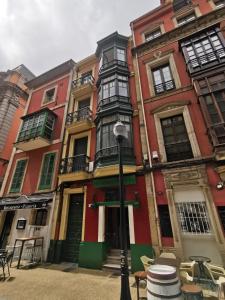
77 99 90 121
73 137 88 172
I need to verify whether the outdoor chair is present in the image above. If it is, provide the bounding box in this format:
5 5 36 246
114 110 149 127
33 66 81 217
206 263 225 280
180 261 196 277
140 255 154 271
0 250 12 280
180 270 194 284
159 252 177 259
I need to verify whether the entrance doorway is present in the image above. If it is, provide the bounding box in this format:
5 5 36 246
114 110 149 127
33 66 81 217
105 207 130 250
0 211 15 249
61 194 84 263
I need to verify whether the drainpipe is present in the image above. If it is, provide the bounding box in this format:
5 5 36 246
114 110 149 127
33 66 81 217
131 24 162 253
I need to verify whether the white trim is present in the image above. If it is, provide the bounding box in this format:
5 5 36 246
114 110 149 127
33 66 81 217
128 205 135 244
41 85 58 107
98 206 105 242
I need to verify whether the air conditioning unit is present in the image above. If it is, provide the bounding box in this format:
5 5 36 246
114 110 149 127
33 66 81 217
88 161 94 172
152 150 159 160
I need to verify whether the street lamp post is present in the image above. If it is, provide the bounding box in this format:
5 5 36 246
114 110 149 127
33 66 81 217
113 121 132 300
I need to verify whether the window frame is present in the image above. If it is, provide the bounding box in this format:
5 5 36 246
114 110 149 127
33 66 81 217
34 209 48 226
9 158 28 194
152 64 175 95
41 85 57 106
176 12 196 26
38 152 57 191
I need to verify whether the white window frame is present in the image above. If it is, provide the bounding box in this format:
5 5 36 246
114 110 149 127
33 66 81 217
41 85 58 106
172 6 201 28
142 23 165 43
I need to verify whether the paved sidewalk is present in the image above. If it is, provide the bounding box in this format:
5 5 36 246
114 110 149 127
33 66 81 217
0 265 145 300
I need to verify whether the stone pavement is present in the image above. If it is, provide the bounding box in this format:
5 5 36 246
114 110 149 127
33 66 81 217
0 264 146 300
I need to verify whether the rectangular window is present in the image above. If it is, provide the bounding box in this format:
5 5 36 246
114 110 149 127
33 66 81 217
34 209 48 226
145 28 161 42
152 65 175 94
177 13 196 26
39 153 56 190
103 48 114 66
118 81 128 97
176 202 211 235
158 205 173 237
10 159 27 193
116 48 126 62
81 71 92 84
43 88 56 104
102 81 116 99
161 115 193 162
217 206 225 231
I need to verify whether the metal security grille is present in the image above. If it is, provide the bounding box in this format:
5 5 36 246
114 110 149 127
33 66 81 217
176 202 211 234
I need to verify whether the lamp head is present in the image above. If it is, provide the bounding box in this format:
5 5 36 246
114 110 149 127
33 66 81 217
113 121 128 139
216 181 224 190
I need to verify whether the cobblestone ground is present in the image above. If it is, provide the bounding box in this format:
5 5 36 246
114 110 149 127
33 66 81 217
0 265 146 300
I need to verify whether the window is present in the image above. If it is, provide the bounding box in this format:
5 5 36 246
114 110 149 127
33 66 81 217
214 0 225 8
176 202 211 234
10 159 27 193
145 28 161 42
217 206 225 231
118 81 128 97
181 28 225 70
101 47 127 69
177 13 196 26
43 87 56 104
81 71 92 84
173 0 192 11
34 209 48 226
152 65 175 94
161 115 193 161
102 81 116 99
102 48 114 66
116 48 126 62
38 152 56 190
158 205 173 237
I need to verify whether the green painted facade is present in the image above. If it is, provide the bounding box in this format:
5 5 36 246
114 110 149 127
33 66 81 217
130 244 154 272
79 242 107 269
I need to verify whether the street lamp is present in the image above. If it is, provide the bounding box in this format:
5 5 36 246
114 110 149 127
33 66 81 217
113 121 132 300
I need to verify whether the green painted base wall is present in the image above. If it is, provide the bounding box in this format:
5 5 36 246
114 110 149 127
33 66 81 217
130 244 154 272
79 242 107 269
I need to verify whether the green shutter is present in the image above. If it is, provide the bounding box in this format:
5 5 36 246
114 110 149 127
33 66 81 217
39 152 56 190
10 159 27 193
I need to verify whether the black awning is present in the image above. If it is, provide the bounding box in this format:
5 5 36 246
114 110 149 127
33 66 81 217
0 193 53 211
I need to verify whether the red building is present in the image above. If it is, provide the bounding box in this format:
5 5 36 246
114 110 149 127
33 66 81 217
131 0 225 264
0 60 75 259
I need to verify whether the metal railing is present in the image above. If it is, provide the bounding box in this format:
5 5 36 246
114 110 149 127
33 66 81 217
97 95 130 109
189 48 225 70
66 107 93 125
154 79 175 94
99 60 128 73
17 125 53 143
72 75 95 88
60 154 89 174
95 146 133 162
208 122 225 146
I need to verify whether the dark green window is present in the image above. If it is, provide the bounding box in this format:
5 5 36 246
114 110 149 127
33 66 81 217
10 159 27 193
39 152 56 190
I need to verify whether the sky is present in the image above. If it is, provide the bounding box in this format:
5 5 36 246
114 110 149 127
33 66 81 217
0 0 159 76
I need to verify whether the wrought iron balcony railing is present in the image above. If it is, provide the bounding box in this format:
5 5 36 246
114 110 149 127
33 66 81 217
99 60 128 73
72 75 95 88
66 107 93 125
60 154 89 174
188 48 225 71
154 79 175 94
95 146 134 163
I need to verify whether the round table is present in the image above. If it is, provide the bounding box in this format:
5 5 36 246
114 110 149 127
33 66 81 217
189 256 211 281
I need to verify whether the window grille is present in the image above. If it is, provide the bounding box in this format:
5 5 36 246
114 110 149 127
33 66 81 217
176 202 211 234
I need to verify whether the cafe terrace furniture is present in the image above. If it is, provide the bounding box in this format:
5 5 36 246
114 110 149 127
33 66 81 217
0 250 12 280
181 284 203 300
11 237 44 269
180 261 196 277
189 256 211 283
140 255 154 271
134 271 147 300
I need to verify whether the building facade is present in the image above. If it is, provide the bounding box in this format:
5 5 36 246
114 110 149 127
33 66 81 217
0 60 75 259
131 0 225 264
49 32 152 272
0 65 34 188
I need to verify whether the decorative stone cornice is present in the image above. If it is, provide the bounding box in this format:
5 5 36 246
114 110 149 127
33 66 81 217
132 6 225 57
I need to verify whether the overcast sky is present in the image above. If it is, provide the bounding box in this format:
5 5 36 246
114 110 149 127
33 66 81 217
0 0 159 76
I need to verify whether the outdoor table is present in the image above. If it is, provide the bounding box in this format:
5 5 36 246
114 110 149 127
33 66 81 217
189 255 211 282
11 237 44 269
154 257 180 269
134 271 147 300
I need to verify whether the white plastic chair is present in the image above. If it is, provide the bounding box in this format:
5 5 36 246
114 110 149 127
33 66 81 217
159 252 176 259
140 255 155 271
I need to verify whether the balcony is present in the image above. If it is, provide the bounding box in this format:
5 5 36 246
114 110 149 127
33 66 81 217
59 154 90 182
208 123 225 160
66 107 93 134
72 75 95 98
95 146 134 167
188 49 225 74
97 95 132 113
99 59 128 75
15 109 56 152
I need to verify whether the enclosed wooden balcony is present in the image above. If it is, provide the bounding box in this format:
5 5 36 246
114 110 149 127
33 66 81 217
15 108 56 152
72 75 95 98
65 107 93 134
59 154 90 182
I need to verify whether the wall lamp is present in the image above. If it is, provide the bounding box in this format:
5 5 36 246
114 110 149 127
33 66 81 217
216 181 224 190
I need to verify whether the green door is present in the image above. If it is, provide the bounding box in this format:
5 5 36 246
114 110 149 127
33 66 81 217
62 194 84 262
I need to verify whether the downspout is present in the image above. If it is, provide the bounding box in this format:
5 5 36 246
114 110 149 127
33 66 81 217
131 23 162 253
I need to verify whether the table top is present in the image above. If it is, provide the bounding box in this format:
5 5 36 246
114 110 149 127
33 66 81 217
181 284 202 293
15 237 44 242
189 256 211 263
134 271 147 279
